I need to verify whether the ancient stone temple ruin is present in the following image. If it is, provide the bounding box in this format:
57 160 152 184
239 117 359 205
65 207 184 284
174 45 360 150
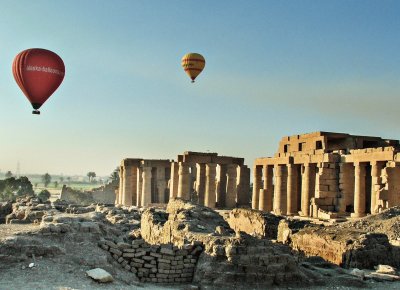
253 132 400 219
117 152 251 208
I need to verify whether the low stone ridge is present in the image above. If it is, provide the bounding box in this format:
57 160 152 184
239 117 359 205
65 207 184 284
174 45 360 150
98 238 201 283
224 208 284 239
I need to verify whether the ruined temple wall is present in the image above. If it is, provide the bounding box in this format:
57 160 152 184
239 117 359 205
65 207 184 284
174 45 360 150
254 132 400 219
118 153 250 209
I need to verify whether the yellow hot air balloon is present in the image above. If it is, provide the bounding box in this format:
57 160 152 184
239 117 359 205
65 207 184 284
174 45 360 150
181 53 205 83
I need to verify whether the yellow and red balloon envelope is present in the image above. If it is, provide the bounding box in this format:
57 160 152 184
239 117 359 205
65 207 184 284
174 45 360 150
181 53 205 83
12 48 65 114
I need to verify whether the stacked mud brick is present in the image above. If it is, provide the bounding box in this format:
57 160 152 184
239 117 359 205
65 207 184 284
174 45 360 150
98 238 203 283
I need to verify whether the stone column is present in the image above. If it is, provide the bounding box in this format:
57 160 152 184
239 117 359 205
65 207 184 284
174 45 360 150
259 165 273 211
136 167 143 207
117 166 124 204
169 162 179 199
251 165 262 209
286 164 298 215
205 163 217 208
156 167 166 203
370 161 384 214
216 165 227 208
177 162 191 200
225 164 238 208
141 167 152 207
352 162 366 218
237 166 251 206
301 163 311 216
273 164 287 215
195 163 206 205
121 165 133 206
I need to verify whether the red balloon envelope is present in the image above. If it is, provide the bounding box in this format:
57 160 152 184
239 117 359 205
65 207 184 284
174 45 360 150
12 48 65 114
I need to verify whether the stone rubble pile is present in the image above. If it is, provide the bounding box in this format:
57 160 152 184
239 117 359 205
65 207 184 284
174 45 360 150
98 238 203 283
5 196 51 224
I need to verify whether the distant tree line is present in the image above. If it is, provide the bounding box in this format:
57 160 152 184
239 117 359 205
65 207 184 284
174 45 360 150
0 176 34 202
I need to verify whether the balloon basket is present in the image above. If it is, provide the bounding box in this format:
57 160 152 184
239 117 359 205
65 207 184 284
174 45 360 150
191 80 195 83
32 110 40 115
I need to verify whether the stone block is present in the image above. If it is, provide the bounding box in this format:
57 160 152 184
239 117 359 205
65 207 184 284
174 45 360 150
130 262 143 268
121 259 129 267
142 255 154 261
117 242 131 249
122 253 135 258
123 248 136 253
132 239 144 246
104 240 117 249
150 252 162 258
131 258 145 264
160 247 174 255
109 248 122 256
134 251 146 257
158 262 171 270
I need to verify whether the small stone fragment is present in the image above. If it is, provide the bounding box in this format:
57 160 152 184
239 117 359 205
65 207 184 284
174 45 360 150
86 268 114 283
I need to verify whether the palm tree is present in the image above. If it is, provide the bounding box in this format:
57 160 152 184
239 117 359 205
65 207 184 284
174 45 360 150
42 173 51 188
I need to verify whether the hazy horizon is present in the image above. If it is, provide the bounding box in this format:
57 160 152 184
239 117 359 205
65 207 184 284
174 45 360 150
1 1 399 176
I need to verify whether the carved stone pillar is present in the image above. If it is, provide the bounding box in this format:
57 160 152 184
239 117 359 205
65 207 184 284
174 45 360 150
252 165 262 209
286 164 298 215
117 166 124 205
225 164 238 208
273 164 287 215
169 162 179 199
195 163 206 205
237 166 250 206
141 167 152 207
370 161 384 214
301 164 310 216
259 165 273 211
156 167 166 203
136 167 143 207
205 163 217 208
352 162 366 218
177 162 191 200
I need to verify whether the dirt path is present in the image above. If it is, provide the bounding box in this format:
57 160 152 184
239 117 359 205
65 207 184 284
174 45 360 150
0 224 40 239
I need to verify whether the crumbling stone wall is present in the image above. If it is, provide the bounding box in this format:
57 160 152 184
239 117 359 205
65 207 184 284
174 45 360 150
140 198 312 288
290 227 397 269
60 182 117 205
224 208 283 239
98 238 202 283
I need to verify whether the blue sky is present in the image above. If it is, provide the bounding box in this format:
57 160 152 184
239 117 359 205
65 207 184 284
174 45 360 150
0 0 399 176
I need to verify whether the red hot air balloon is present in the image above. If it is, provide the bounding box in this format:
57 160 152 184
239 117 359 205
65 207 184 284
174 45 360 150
12 48 65 114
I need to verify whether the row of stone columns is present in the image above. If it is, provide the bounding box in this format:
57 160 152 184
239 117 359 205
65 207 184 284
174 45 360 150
254 161 388 218
118 160 250 209
170 162 248 208
351 161 385 217
253 163 315 216
118 165 169 207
